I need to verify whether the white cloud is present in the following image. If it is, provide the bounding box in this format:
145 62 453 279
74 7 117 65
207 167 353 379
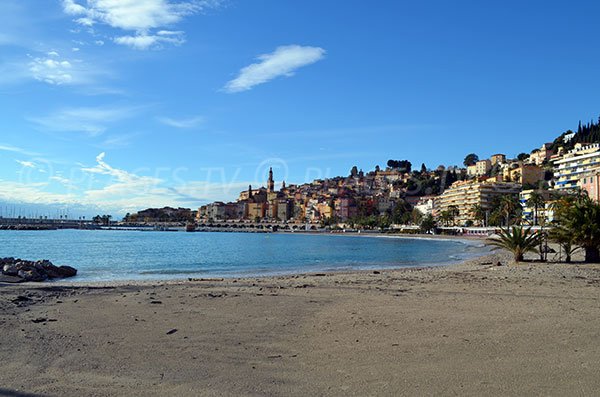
29 54 74 85
157 115 204 128
62 0 222 50
16 160 35 168
224 45 326 93
30 106 137 136
0 180 78 206
0 151 249 215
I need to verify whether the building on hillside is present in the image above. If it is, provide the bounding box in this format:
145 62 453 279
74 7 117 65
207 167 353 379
490 154 506 166
466 159 491 177
529 143 554 165
553 143 600 192
334 197 357 221
503 164 544 185
414 196 435 216
435 179 521 226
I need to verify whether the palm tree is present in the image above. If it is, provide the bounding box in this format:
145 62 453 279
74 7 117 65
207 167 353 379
549 225 578 263
561 197 600 262
526 191 546 226
470 204 486 226
448 205 460 226
499 195 521 226
487 226 541 262
438 210 451 227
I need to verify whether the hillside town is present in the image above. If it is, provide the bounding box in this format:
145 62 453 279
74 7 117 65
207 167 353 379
178 120 600 231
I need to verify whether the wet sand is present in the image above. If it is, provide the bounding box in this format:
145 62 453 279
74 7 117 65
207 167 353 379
1 250 599 396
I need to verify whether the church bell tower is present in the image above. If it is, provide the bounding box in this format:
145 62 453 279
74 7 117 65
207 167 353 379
267 167 275 193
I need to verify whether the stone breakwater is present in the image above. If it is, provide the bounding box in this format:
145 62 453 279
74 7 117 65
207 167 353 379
0 257 77 283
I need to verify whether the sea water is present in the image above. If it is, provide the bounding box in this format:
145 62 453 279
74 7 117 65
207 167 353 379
0 230 490 282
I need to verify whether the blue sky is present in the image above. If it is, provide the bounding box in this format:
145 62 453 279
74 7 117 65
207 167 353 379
1 0 600 217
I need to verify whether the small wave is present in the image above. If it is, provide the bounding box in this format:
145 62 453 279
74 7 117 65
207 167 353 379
138 269 208 275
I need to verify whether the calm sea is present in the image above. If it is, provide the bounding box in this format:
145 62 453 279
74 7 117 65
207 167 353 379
0 230 490 282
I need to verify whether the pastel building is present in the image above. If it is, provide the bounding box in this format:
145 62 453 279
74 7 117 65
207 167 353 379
467 159 491 177
503 164 544 185
490 154 506 166
529 143 554 165
579 172 600 202
435 180 521 226
553 143 600 191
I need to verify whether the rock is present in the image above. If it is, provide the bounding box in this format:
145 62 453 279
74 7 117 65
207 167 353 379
166 328 178 335
18 269 47 282
57 265 77 278
0 257 77 282
43 263 63 279
0 274 24 283
2 264 18 276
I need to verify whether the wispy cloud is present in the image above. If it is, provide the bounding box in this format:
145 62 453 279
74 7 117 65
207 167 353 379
82 152 161 190
29 106 138 136
62 0 222 50
157 115 204 129
16 160 35 168
50 175 79 190
0 144 38 156
114 30 186 50
224 45 326 93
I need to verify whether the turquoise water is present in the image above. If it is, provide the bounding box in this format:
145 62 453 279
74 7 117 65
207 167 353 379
0 230 489 282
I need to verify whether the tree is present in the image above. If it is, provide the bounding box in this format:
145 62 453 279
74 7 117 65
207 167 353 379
391 199 412 224
438 210 452 227
556 195 600 262
410 208 423 225
420 214 436 234
526 191 546 226
448 205 460 226
350 166 359 178
517 153 529 161
487 226 541 262
463 153 479 167
498 195 521 226
549 225 578 263
420 163 427 173
470 204 486 226
387 160 412 173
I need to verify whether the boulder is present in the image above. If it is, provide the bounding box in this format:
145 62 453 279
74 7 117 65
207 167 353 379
0 257 78 282
2 264 18 276
41 263 63 279
57 266 77 278
17 269 47 282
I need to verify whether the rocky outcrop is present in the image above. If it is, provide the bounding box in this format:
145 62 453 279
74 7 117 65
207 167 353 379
0 258 77 283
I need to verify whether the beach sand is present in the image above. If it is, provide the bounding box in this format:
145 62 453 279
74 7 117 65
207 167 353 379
1 249 600 396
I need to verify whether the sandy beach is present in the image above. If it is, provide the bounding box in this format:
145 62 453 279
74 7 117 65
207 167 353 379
1 248 600 396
